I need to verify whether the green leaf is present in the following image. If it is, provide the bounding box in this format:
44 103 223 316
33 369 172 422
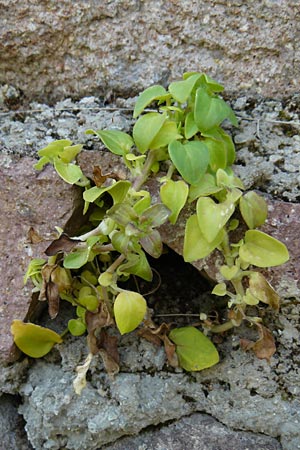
196 196 235 243
194 87 237 132
197 73 225 93
108 203 137 227
239 230 289 268
24 258 46 284
220 265 240 280
11 320 63 358
168 140 209 186
142 203 171 227
149 120 182 149
133 85 168 118
183 215 224 262
184 112 198 139
188 174 222 202
169 73 201 103
160 180 188 224
114 290 147 334
60 144 83 163
202 128 236 172
133 112 166 153
54 160 83 184
212 283 227 296
38 139 72 158
83 180 131 204
140 229 163 258
239 191 268 229
118 251 153 281
68 319 86 336
169 326 219 371
86 129 133 156
63 236 99 269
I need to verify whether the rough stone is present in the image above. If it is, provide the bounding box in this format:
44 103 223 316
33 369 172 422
0 1 299 102
104 412 282 450
0 155 77 364
18 317 300 450
0 394 32 450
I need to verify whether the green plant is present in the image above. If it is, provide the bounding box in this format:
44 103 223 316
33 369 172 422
12 72 289 393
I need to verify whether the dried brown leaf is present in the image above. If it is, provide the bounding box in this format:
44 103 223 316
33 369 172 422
27 227 43 244
249 272 280 311
47 281 60 319
162 334 179 368
45 234 77 256
240 324 276 362
93 166 113 187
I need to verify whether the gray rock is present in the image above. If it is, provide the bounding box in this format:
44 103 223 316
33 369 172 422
19 320 300 450
0 0 299 101
0 394 32 450
104 413 282 450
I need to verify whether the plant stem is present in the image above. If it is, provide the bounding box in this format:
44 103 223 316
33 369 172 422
106 254 126 273
132 149 157 191
210 320 235 333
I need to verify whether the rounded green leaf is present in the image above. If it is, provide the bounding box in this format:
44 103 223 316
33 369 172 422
239 191 268 229
68 319 87 336
183 215 224 262
197 196 235 243
133 85 168 118
11 320 63 358
194 87 236 132
86 129 133 155
54 160 83 184
160 179 188 224
168 140 209 186
169 326 219 371
239 230 289 268
168 73 201 103
133 112 166 153
114 290 147 335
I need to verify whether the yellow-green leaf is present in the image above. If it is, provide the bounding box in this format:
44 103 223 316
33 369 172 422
160 179 188 224
183 215 224 262
239 230 289 268
169 326 219 371
114 290 147 335
11 320 63 358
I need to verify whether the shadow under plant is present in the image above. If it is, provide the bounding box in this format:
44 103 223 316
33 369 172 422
0 82 300 450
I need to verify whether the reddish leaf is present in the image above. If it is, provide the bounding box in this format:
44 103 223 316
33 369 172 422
86 303 114 354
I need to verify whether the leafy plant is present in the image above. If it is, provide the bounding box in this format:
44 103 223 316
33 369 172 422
12 72 289 392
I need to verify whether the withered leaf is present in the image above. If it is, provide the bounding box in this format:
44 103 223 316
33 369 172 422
162 334 179 368
45 233 77 256
249 272 280 311
93 166 118 187
137 329 162 346
240 324 276 362
28 227 44 244
47 281 60 319
86 303 114 355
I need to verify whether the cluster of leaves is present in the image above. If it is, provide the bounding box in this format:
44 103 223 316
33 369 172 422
12 72 289 392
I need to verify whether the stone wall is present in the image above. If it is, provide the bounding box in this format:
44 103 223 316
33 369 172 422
0 0 299 102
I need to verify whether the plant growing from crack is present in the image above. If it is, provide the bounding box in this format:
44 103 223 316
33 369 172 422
11 72 289 393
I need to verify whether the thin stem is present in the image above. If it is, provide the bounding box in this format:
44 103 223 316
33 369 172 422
132 150 157 191
106 254 126 273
